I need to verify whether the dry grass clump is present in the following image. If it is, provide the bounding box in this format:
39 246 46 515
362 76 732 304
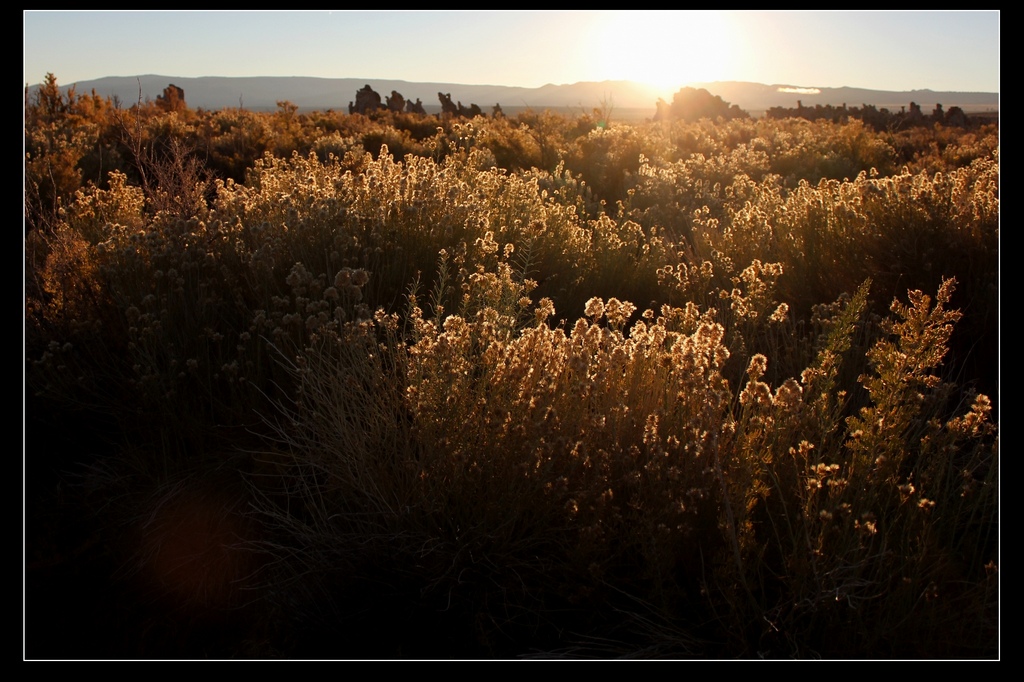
247 267 995 657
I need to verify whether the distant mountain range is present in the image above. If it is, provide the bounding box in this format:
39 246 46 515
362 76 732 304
38 75 999 117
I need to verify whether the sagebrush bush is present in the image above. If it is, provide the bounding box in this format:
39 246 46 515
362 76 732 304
26 95 997 658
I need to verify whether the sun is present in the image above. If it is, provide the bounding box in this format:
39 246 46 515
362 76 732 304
588 11 739 97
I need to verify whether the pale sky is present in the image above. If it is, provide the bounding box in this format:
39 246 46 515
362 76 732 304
24 10 999 95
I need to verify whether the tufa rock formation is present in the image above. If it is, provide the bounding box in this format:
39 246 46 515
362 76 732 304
156 84 186 112
944 105 968 128
437 92 483 118
405 98 427 115
458 101 483 118
765 98 975 130
386 90 406 113
654 87 748 122
349 84 383 115
438 92 459 117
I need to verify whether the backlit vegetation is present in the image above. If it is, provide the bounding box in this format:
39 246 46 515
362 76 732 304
26 76 998 659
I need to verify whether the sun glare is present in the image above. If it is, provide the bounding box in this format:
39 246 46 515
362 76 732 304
588 11 738 97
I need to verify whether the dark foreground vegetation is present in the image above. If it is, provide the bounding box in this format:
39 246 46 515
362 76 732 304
26 75 998 658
